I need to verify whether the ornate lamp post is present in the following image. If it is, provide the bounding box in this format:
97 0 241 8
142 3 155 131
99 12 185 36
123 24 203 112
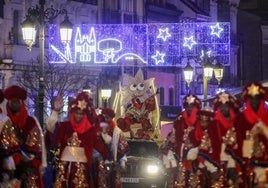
183 56 224 106
21 0 73 128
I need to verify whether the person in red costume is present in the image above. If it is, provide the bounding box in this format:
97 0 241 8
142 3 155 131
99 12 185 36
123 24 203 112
173 94 203 187
2 85 46 188
97 108 129 188
159 131 178 188
196 107 221 187
0 89 21 187
225 82 268 188
46 91 108 188
211 91 241 187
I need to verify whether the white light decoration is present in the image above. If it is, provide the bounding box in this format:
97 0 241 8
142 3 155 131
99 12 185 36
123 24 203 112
183 36 197 50
75 27 97 63
207 50 212 57
216 88 225 94
50 45 74 63
200 50 212 60
115 53 147 64
157 28 171 41
97 38 123 63
101 89 112 99
83 89 92 93
49 23 230 66
210 23 224 38
151 50 165 65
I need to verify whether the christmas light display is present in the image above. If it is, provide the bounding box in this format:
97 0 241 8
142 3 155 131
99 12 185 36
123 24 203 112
49 22 230 66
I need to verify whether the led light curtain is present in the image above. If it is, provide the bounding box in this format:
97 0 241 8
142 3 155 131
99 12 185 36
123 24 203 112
49 22 230 67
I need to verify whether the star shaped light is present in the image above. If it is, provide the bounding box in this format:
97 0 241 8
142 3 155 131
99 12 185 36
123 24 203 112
77 99 88 110
157 28 171 41
247 83 260 97
151 50 165 65
183 36 197 50
219 93 229 104
210 23 224 38
186 95 196 104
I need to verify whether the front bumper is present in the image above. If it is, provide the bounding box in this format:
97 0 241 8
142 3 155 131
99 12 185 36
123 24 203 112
121 175 167 188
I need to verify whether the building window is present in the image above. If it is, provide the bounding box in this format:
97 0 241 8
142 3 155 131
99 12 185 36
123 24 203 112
13 10 19 44
218 1 230 22
169 87 174 106
159 87 164 105
0 0 4 18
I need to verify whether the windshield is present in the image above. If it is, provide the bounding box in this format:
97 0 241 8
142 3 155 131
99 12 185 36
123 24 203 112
127 140 159 157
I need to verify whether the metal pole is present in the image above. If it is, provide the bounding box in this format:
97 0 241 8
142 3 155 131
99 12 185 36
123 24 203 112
38 0 45 128
203 75 208 107
103 98 108 108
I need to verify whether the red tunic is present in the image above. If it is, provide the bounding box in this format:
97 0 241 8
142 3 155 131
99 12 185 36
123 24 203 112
198 120 222 169
3 116 44 188
53 121 108 188
225 105 268 187
226 112 268 166
173 114 201 159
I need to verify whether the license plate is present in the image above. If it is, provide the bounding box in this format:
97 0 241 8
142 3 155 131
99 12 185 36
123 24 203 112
120 177 140 183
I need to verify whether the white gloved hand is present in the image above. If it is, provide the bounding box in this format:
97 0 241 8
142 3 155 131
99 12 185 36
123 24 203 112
186 147 199 160
3 156 16 170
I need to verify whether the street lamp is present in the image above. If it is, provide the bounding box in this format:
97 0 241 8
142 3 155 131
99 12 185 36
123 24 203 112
203 57 214 101
183 56 224 106
21 0 73 128
101 89 112 107
183 61 194 93
213 61 224 85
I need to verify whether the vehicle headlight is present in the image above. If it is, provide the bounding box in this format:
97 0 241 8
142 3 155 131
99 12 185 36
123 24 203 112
146 164 159 174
